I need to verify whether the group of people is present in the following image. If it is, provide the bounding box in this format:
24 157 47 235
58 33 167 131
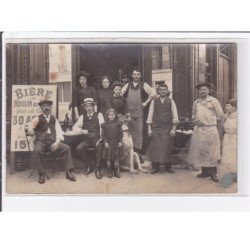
25 68 237 185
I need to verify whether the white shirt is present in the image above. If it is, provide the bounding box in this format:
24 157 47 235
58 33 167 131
121 81 156 99
72 112 105 137
132 82 139 88
146 96 179 125
44 114 52 134
27 114 64 141
192 95 224 125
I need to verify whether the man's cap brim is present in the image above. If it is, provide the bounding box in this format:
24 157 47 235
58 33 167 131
195 82 212 89
38 100 53 106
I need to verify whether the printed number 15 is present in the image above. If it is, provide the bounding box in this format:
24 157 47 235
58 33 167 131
15 140 27 149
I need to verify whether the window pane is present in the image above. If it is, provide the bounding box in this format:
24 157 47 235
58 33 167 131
152 46 170 69
63 82 72 102
57 82 72 102
57 83 63 102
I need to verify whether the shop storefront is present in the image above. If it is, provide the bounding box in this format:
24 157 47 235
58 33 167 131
5 42 237 172
6 42 236 122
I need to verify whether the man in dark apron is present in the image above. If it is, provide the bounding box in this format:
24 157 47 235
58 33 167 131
147 83 179 174
121 68 156 158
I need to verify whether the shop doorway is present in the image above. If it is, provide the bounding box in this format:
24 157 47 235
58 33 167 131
78 44 142 88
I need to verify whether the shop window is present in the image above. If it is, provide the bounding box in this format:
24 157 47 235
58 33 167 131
219 44 231 59
57 82 72 102
152 46 171 70
155 81 165 86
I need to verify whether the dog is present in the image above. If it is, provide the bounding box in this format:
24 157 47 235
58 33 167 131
121 113 148 174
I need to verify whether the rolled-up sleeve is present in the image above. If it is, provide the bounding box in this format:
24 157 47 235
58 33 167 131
55 119 64 141
72 115 84 133
143 82 157 98
98 113 105 138
98 113 105 125
121 83 129 96
26 116 39 135
213 98 224 119
146 99 154 124
171 99 179 125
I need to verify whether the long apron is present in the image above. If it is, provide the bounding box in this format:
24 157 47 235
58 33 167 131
126 87 143 150
221 113 237 174
187 104 220 168
148 126 173 162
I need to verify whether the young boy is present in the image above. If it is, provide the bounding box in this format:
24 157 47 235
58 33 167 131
109 81 126 121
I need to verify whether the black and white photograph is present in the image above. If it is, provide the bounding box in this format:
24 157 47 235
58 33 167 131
1 0 250 248
3 36 237 194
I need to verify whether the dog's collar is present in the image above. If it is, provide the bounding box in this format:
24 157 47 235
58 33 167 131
122 129 130 132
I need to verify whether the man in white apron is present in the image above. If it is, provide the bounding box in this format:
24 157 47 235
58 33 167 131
187 82 224 182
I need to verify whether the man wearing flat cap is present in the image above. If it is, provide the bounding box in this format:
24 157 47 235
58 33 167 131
72 98 104 179
187 82 224 182
25 98 76 184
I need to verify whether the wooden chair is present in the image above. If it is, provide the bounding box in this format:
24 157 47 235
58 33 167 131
28 151 63 179
25 132 63 179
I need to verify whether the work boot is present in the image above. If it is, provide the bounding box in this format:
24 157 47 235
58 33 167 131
84 164 92 175
139 155 144 164
164 162 175 173
197 167 209 178
210 166 219 182
107 166 113 178
38 173 45 184
95 166 102 179
150 162 159 174
197 172 207 178
114 166 121 178
66 170 76 181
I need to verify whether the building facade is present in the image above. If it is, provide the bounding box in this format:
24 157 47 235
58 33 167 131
6 43 237 122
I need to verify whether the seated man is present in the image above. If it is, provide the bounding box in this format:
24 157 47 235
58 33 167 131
25 98 76 184
72 98 104 179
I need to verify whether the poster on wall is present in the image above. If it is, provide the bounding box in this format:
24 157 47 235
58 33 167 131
11 85 57 152
49 44 72 83
49 44 72 122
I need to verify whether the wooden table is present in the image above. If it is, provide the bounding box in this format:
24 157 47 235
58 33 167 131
172 129 197 170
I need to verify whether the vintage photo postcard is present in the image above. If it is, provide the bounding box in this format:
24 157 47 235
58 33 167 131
3 33 238 194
